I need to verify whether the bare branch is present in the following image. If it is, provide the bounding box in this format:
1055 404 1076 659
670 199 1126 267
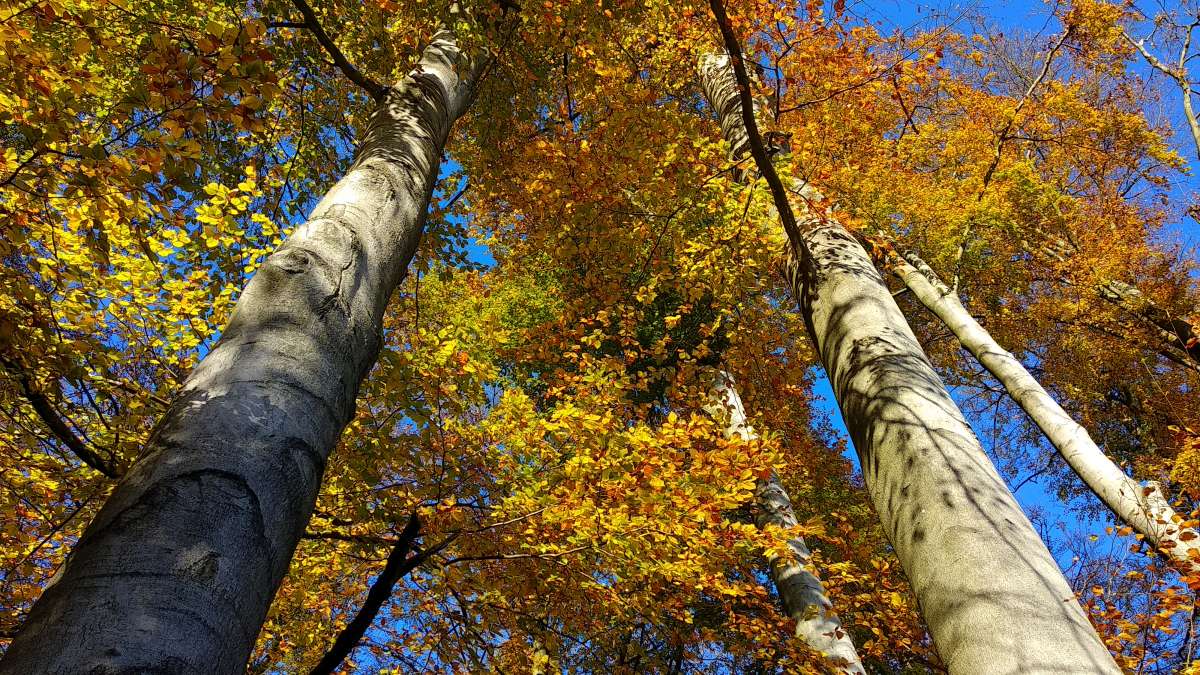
309 515 455 675
287 0 387 101
2 358 121 478
1122 29 1179 79
1123 24 1200 158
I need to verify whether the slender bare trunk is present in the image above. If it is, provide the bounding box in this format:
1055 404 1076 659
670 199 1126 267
894 250 1200 569
0 31 481 675
699 52 1118 673
705 372 865 673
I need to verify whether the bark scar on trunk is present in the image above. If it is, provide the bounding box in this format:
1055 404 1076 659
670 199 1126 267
75 468 270 560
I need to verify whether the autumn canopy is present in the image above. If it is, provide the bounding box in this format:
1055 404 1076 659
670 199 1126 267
0 0 1198 672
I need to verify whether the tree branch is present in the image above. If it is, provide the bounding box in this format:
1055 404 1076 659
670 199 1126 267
707 0 805 252
1122 29 1179 78
2 358 120 478
1179 19 1200 159
303 529 396 546
441 177 470 213
309 515 454 675
0 147 46 188
442 545 589 564
1123 23 1200 158
288 0 387 101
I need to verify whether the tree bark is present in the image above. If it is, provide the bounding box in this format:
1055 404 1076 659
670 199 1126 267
893 250 1200 570
0 30 481 675
705 372 865 674
1093 277 1200 366
698 49 1119 673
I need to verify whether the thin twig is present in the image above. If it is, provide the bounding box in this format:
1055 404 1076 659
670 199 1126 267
1122 17 1200 158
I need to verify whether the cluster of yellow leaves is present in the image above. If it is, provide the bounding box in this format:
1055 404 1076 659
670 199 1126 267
1064 0 1128 70
0 0 327 639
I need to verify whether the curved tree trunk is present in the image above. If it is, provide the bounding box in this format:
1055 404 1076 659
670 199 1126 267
0 31 481 675
705 372 865 674
893 250 1200 569
698 49 1118 673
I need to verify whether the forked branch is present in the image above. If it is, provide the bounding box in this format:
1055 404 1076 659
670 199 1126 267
309 515 456 675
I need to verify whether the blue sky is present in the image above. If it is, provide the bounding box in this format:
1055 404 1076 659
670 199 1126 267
859 0 1199 248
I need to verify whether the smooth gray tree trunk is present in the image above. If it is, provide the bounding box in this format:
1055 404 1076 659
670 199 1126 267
894 251 1200 570
0 31 480 675
705 372 865 674
699 53 1119 674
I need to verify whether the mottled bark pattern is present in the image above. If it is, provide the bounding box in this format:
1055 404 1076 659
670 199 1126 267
699 52 1117 673
706 373 865 674
0 32 479 675
785 230 1117 674
896 252 1200 571
698 56 752 162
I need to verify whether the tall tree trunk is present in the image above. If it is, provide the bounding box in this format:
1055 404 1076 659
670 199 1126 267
698 51 1119 673
893 250 1200 569
705 372 865 674
0 31 482 675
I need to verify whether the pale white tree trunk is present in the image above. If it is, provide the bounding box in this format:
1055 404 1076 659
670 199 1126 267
699 53 1119 674
705 372 865 674
0 32 481 675
894 251 1200 569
